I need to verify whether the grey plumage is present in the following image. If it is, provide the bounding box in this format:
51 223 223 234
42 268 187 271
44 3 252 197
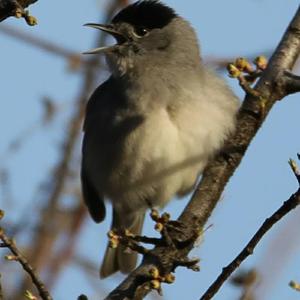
81 0 239 278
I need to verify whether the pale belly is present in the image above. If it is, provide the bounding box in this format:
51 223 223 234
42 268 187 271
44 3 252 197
87 107 206 213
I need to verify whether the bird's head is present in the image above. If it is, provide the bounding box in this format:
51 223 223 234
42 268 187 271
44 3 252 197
84 1 201 76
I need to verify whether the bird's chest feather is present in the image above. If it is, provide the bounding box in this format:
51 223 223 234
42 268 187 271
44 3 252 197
83 73 236 206
101 107 185 188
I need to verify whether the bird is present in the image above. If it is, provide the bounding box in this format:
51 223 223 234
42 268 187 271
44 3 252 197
81 0 239 278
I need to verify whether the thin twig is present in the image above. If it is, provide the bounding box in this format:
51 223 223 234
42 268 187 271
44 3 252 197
289 158 300 185
130 235 162 246
200 188 300 300
0 24 81 62
0 24 95 71
0 228 52 300
44 202 87 288
201 156 300 300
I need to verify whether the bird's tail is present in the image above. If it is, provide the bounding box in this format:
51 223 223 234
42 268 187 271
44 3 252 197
100 208 145 278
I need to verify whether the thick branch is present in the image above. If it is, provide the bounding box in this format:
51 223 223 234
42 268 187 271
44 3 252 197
179 4 300 231
284 71 300 94
200 188 300 300
105 5 300 300
0 0 37 22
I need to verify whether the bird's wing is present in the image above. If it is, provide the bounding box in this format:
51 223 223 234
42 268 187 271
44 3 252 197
81 77 143 223
81 78 115 223
83 78 113 133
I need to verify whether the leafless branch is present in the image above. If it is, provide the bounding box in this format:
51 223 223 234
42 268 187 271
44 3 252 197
200 187 300 300
44 203 87 288
104 5 300 300
0 24 83 68
0 227 52 300
0 0 37 23
0 24 98 71
284 71 300 95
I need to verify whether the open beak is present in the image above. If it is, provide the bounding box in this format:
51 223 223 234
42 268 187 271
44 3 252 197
83 23 126 54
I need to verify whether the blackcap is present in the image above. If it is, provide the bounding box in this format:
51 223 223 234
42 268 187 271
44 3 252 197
81 0 239 278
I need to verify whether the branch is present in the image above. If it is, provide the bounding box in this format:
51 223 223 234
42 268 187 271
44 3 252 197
0 225 52 300
200 188 300 300
0 24 82 66
0 0 37 24
105 5 300 300
284 71 300 95
180 3 300 230
0 24 96 71
200 157 300 300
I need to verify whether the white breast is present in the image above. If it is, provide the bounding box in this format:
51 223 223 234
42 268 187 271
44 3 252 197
90 71 238 213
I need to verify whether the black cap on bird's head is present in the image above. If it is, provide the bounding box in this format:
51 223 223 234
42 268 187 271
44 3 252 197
83 0 178 54
112 0 177 30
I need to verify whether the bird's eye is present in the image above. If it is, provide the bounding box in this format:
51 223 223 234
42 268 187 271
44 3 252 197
133 27 149 38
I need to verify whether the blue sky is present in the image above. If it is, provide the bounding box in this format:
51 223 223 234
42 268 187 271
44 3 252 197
1 1 300 299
